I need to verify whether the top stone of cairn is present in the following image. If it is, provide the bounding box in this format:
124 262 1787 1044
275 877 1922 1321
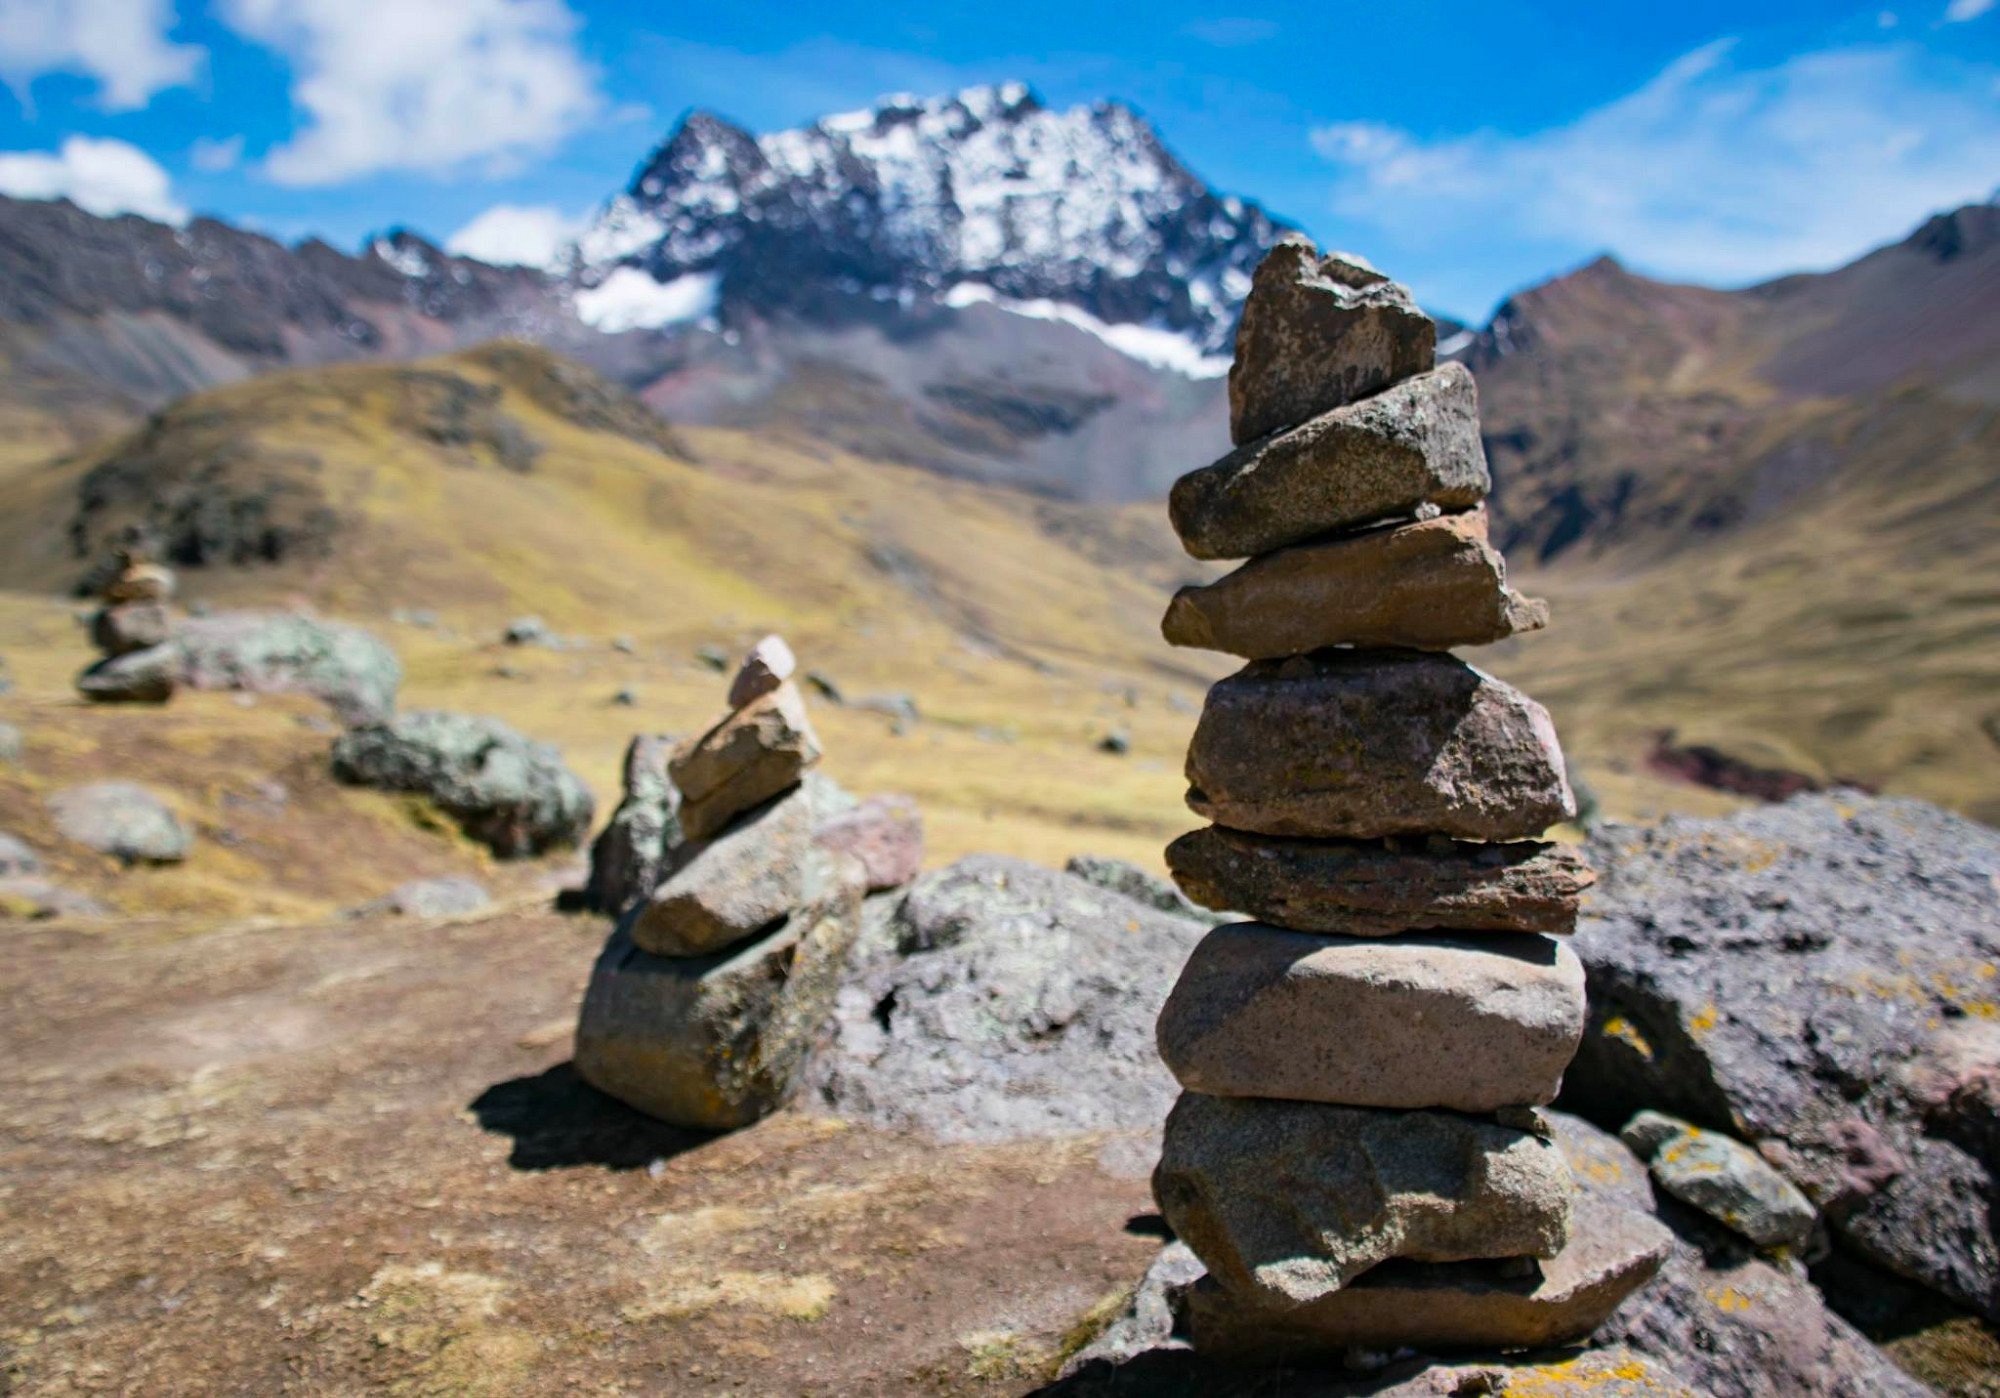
1228 236 1436 446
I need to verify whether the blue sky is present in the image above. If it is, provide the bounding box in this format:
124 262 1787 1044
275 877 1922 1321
0 1 1995 319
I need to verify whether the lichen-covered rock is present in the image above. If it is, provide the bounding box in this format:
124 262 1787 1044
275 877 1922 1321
1566 793 2000 1319
815 793 923 892
47 781 192 863
1621 1111 1817 1251
582 734 682 916
1157 925 1585 1111
1227 238 1436 445
671 680 821 841
574 855 866 1130
1064 853 1203 918
1163 510 1545 657
1153 1092 1574 1309
1166 825 1594 936
1186 651 1576 841
331 710 593 858
174 611 402 721
1173 363 1489 560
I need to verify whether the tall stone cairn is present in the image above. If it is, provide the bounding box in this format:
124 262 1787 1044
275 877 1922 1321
1154 237 1670 1358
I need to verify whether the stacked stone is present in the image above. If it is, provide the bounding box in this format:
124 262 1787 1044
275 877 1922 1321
75 551 180 704
1152 237 1669 1357
575 635 913 1131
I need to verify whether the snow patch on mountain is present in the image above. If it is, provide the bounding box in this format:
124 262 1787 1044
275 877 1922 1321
575 268 719 333
942 282 1230 378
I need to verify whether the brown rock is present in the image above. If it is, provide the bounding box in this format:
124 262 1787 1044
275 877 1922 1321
1172 363 1488 560
671 680 821 841
1153 1093 1573 1309
105 562 176 603
727 634 796 710
814 793 923 892
91 602 172 657
574 855 866 1130
1228 238 1436 445
631 784 821 957
1162 510 1546 657
1157 925 1585 1111
1185 651 1575 841
1184 1194 1671 1356
1165 826 1595 936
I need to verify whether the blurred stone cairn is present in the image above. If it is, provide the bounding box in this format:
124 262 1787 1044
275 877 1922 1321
75 548 180 703
1151 237 1670 1357
575 635 922 1130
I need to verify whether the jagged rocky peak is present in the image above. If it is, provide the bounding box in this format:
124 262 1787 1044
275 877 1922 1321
570 82 1290 356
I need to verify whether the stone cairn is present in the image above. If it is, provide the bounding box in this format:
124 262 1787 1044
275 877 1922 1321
1151 237 1670 1357
75 549 180 704
575 635 922 1131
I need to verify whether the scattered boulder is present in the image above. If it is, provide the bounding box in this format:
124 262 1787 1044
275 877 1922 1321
1064 854 1202 919
1153 1092 1574 1308
694 643 729 671
350 876 491 919
1185 651 1576 840
331 711 593 858
175 611 402 722
1621 1111 1817 1251
815 794 924 892
1172 364 1487 561
0 721 19 763
0 878 109 920
582 734 681 916
671 681 822 841
502 616 549 646
47 782 192 863
0 833 41 876
1565 792 2000 1319
1097 728 1131 755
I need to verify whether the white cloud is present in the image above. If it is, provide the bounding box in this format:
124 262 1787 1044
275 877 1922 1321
1312 40 2000 288
0 0 202 111
220 0 602 186
447 202 584 268
190 134 244 172
0 134 185 222
1944 0 1993 20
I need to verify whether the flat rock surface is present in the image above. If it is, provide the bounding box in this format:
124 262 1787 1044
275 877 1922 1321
1227 239 1436 445
1565 792 2000 1320
632 782 829 957
47 781 192 863
1166 825 1594 936
1157 925 1585 1111
1153 1092 1574 1308
1163 510 1545 657
1171 362 1488 560
671 680 822 841
1186 651 1576 841
814 793 923 892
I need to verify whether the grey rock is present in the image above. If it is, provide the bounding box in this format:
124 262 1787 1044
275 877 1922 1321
1058 1240 1202 1376
610 634 636 654
583 734 681 916
503 615 549 646
1097 728 1130 755
806 855 1208 1141
47 781 192 863
1064 853 1203 919
727 634 796 709
816 794 924 892
611 687 638 707
76 644 176 703
671 680 821 841
174 611 402 722
0 720 19 763
633 784 823 957
331 710 594 858
852 691 919 724
1157 925 1585 1112
0 877 109 920
1163 509 1545 657
1554 1113 1928 1398
1621 1110 1689 1160
575 855 867 1130
0 832 41 876
803 669 844 704
1228 238 1436 445
1153 1092 1574 1309
1566 792 2000 1318
1166 825 1595 936
1624 1119 1818 1252
694 643 730 671
91 601 171 656
1186 651 1576 841
351 876 491 919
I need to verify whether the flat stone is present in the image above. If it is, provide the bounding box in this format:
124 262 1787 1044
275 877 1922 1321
671 680 821 841
75 645 176 703
1157 925 1585 1111
1153 1093 1573 1309
91 602 171 657
1622 1111 1817 1251
632 783 822 957
574 854 866 1130
727 633 797 709
1186 651 1576 841
1162 510 1545 657
1173 363 1489 560
1229 237 1437 445
105 563 175 602
1166 825 1595 936
1184 1193 1671 1357
351 876 491 919
814 793 923 892
47 781 192 863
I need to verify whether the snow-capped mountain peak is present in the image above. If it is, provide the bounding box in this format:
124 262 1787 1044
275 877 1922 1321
568 84 1290 369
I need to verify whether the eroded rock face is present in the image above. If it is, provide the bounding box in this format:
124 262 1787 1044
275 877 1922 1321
1157 925 1585 1112
671 680 821 841
47 781 191 864
1166 826 1594 936
1172 363 1488 561
1227 238 1436 445
1152 1092 1574 1309
1186 651 1575 841
575 856 867 1130
1566 793 2000 1320
1162 510 1545 657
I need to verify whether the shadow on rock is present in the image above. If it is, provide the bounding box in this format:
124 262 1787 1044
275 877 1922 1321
469 1062 715 1170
